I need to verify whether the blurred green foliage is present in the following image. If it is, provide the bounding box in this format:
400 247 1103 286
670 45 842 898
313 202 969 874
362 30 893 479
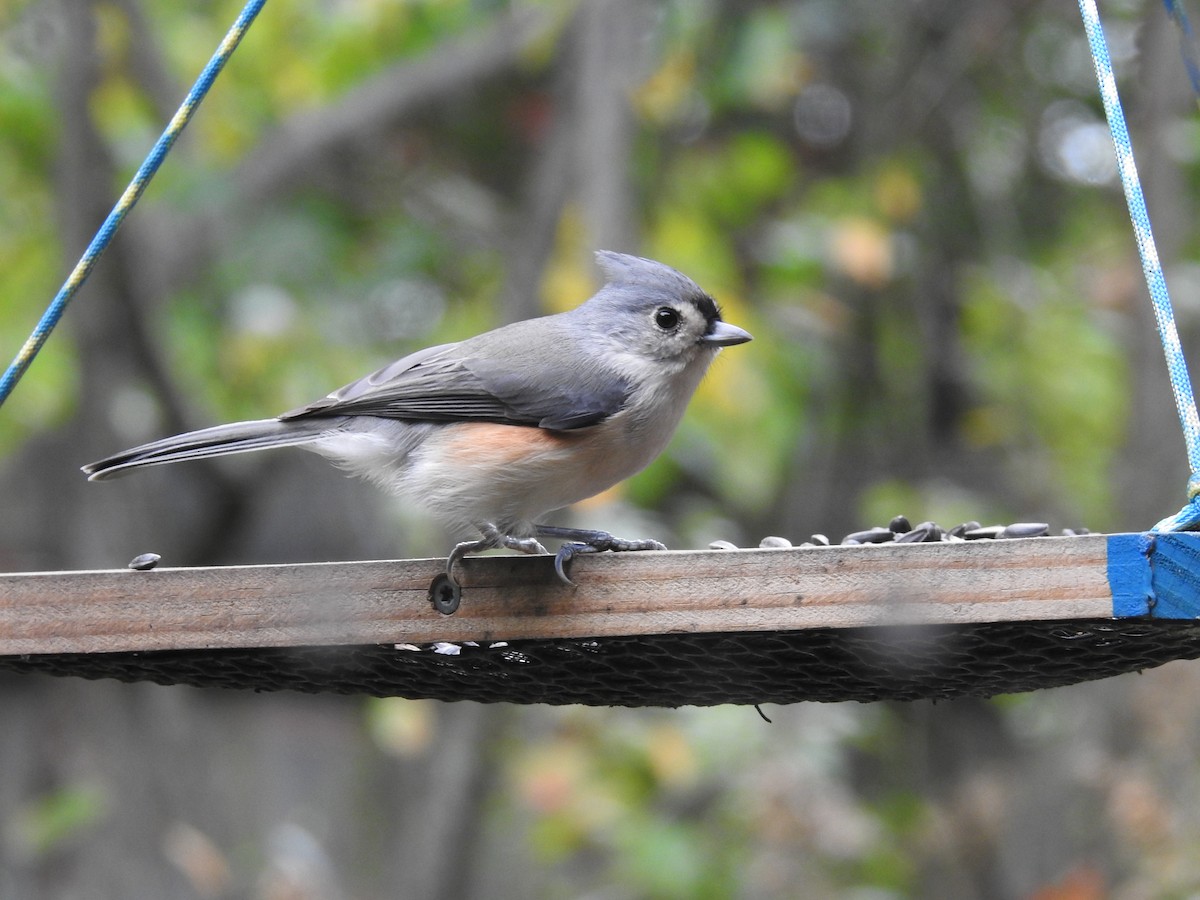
0 0 1154 533
1 0 1195 895
6 784 108 859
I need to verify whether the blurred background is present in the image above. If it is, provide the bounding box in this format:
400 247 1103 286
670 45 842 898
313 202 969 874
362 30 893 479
2 0 1200 896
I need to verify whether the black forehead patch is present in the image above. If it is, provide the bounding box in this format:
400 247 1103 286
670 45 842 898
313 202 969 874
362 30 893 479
690 292 721 323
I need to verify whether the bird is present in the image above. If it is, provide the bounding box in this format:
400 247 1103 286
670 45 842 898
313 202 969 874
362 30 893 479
83 251 752 589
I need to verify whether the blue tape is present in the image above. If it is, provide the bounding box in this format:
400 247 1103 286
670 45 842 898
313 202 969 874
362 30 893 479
1150 532 1200 617
1108 533 1156 616
1108 532 1200 618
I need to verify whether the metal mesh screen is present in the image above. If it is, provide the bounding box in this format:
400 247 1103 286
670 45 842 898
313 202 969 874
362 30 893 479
3 618 1199 706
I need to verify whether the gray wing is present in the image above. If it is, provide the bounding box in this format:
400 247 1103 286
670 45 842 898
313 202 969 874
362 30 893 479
279 325 630 431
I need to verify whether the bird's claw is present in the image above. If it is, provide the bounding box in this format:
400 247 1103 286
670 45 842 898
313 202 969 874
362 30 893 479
436 524 666 603
434 526 550 613
542 529 667 586
553 543 588 585
445 528 548 579
441 536 492 591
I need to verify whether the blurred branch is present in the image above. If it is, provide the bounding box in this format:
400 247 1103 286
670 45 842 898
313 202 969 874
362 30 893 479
877 0 1033 143
573 0 644 254
407 704 508 900
152 6 558 293
235 8 556 206
55 0 188 434
495 5 594 323
1117 2 1196 524
496 0 647 322
52 0 256 569
494 34 574 323
112 0 182 122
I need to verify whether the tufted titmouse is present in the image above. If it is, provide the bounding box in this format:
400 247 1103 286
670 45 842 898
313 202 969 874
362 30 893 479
83 251 752 587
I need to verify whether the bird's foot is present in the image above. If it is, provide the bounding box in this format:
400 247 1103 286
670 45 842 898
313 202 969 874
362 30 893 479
446 524 548 578
534 525 667 586
433 524 549 614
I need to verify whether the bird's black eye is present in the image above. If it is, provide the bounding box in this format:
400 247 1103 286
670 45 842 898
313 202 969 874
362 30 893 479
654 307 680 331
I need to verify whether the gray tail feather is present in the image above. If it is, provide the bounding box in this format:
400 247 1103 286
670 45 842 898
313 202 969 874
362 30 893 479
82 418 333 481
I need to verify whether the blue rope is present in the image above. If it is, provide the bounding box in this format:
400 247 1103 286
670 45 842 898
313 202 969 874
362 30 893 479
0 0 268 410
1077 0 1200 530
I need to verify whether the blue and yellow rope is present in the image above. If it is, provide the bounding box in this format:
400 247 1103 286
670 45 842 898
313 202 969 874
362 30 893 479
0 0 268 409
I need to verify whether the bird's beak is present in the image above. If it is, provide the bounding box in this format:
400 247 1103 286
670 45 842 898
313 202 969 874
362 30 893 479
701 321 753 347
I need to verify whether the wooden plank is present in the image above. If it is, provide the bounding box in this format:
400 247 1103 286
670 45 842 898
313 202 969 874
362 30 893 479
0 535 1119 655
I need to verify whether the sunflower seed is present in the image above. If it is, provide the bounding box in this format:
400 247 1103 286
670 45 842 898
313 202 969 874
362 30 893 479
964 525 1005 540
895 523 935 543
842 527 894 545
127 552 161 571
998 522 1049 539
